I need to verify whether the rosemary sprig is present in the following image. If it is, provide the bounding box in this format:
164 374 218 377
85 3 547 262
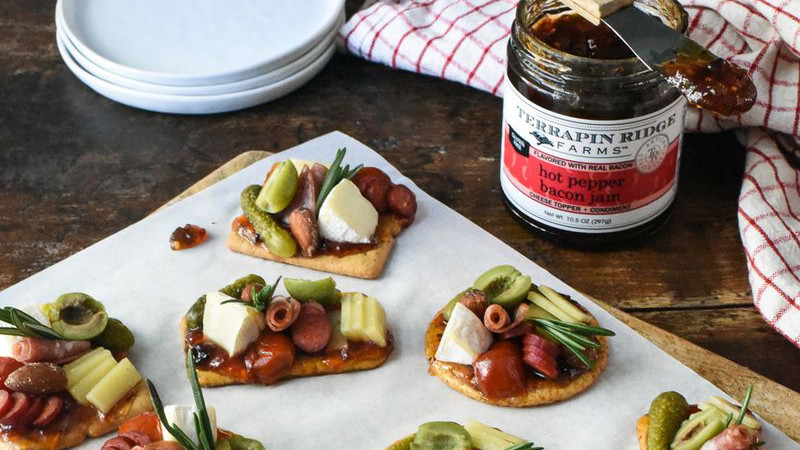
222 276 281 313
315 148 363 215
147 348 216 450
0 307 62 340
505 442 543 450
735 384 754 426
530 318 615 370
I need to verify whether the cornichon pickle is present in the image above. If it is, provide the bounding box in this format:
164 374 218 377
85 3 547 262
241 185 297 258
284 277 341 306
255 161 298 213
185 274 267 329
647 391 690 450
91 318 135 353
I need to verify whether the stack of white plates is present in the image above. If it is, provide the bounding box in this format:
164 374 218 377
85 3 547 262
55 0 344 114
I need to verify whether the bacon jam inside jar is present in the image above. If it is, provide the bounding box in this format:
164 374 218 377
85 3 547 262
501 0 689 247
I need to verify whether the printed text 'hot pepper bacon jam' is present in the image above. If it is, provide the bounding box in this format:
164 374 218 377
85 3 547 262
501 0 756 246
637 386 764 450
385 420 542 450
227 148 417 279
182 274 392 388
425 265 614 407
0 295 149 450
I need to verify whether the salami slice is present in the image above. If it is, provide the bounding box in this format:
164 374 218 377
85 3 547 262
13 338 91 364
290 301 331 353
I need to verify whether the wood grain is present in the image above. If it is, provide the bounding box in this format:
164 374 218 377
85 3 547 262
0 0 798 442
172 152 799 441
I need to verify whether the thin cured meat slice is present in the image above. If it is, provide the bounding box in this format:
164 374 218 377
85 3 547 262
118 431 152 447
16 395 43 427
699 425 760 450
0 357 24 385
483 303 529 334
31 396 63 428
13 338 91 364
522 333 560 380
102 436 138 450
0 392 32 426
266 296 301 332
484 304 511 332
0 391 11 417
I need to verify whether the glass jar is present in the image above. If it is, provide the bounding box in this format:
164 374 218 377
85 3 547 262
501 0 688 247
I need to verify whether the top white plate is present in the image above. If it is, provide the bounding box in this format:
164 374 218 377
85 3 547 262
58 0 344 86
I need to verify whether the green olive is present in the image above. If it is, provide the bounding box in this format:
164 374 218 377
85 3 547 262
217 434 266 450
671 408 727 450
472 265 531 309
284 277 341 306
411 422 471 450
255 161 298 214
42 293 108 340
91 318 135 353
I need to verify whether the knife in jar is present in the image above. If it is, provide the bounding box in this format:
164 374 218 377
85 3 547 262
558 0 756 116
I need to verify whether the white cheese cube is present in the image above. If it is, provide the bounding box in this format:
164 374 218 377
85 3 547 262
202 291 265 357
318 179 378 244
162 404 217 444
435 302 492 365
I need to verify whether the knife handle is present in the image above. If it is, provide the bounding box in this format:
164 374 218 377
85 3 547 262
559 0 634 25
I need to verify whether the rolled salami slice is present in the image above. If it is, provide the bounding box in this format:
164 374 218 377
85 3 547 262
484 304 511 332
484 303 529 334
266 296 302 332
13 337 91 364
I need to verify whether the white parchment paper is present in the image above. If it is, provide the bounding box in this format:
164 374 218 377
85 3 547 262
0 132 794 449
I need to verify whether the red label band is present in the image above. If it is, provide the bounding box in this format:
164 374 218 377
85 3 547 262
503 124 679 215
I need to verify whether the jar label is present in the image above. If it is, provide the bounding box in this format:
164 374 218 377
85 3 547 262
500 75 687 233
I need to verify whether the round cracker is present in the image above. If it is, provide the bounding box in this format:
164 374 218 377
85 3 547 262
424 310 608 407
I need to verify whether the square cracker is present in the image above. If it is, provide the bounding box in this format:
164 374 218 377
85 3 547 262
226 214 406 279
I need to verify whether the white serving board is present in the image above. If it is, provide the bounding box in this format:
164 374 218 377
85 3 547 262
0 132 793 449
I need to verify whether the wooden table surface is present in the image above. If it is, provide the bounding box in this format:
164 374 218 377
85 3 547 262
1 0 798 398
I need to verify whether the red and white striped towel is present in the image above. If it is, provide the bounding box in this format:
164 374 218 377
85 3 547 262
340 0 800 347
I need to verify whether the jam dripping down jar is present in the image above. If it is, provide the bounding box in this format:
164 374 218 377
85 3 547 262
501 0 689 247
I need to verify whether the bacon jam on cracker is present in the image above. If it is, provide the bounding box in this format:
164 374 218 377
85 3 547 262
386 419 541 450
0 296 149 449
637 386 763 450
182 274 392 388
426 265 614 407
101 349 264 450
227 148 417 279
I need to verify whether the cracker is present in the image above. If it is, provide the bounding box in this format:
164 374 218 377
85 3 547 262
637 415 650 449
0 381 152 450
227 214 406 279
182 318 393 388
424 312 608 407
